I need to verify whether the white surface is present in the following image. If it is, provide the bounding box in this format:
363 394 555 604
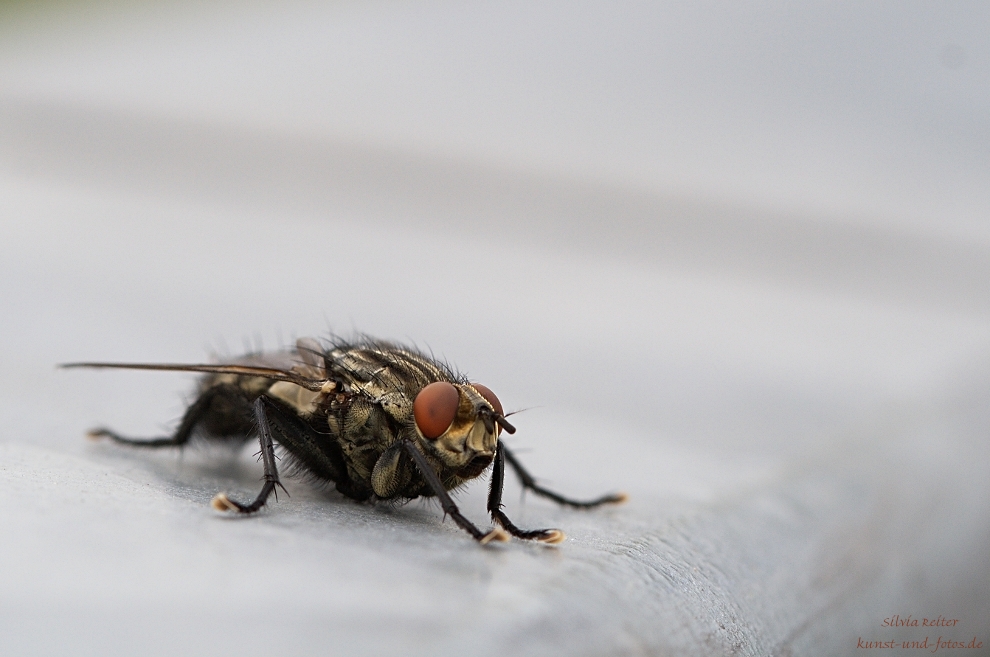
1 2 989 655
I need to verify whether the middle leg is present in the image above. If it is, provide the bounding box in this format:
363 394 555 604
211 395 288 514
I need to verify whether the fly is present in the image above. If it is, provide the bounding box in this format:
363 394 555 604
63 337 625 544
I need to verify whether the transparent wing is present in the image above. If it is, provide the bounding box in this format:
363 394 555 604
60 361 330 391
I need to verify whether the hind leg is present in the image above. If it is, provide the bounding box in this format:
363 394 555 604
88 384 256 448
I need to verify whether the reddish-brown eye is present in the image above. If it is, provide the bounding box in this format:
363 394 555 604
470 383 503 417
413 382 460 439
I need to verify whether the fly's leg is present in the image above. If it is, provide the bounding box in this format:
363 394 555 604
87 384 254 447
488 442 565 544
211 396 288 514
402 440 509 544
258 396 371 502
502 444 627 508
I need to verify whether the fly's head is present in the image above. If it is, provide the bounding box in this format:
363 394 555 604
412 381 515 479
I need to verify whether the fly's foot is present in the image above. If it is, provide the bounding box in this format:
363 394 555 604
211 492 244 513
491 511 566 545
536 529 566 545
607 492 629 505
86 428 111 441
479 527 511 545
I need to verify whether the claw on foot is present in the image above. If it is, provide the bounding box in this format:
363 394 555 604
537 529 566 545
479 527 511 545
609 492 629 505
211 493 238 512
86 429 109 441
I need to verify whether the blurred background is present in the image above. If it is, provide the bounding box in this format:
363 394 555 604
1 2 988 656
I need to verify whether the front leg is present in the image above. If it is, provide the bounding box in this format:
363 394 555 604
211 396 288 514
401 440 508 544
488 443 565 544
502 443 627 508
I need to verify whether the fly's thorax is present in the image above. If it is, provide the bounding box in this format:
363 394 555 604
415 384 500 478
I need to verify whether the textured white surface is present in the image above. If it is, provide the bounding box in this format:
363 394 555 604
1 2 989 655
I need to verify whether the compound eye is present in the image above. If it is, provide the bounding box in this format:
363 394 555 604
470 383 503 417
413 382 460 440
